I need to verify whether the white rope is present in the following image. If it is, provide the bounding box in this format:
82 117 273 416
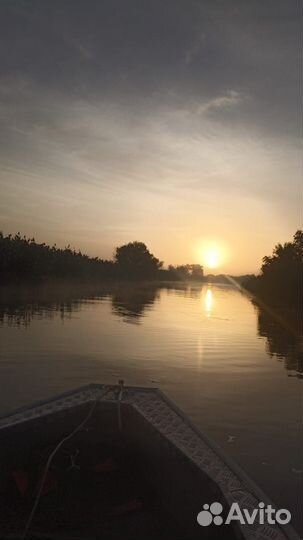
22 394 101 539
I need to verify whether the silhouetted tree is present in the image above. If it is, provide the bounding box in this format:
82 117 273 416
167 264 203 281
190 264 204 280
1 231 203 283
114 241 163 279
0 232 115 281
244 230 303 307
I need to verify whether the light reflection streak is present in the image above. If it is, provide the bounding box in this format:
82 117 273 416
205 288 213 317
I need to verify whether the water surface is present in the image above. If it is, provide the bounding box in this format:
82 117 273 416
0 283 302 533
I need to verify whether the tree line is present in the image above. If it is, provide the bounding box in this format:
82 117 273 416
244 230 303 307
0 233 204 282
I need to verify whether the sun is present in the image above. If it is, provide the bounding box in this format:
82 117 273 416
194 239 227 271
204 248 220 269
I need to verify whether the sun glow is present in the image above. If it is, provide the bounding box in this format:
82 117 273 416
194 240 229 271
202 244 224 269
204 248 220 269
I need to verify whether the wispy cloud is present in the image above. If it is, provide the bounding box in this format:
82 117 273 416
0 0 300 271
0 74 33 96
196 90 243 115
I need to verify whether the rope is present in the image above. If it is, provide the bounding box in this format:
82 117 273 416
22 393 101 539
117 379 125 432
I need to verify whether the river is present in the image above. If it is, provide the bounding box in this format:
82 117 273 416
0 282 302 534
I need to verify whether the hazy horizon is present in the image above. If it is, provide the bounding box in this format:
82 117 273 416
0 1 301 274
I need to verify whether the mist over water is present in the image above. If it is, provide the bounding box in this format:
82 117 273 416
0 282 302 533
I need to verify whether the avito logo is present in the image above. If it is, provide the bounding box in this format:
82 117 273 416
197 502 291 527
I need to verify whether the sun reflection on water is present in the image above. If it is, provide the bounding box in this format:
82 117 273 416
205 288 213 317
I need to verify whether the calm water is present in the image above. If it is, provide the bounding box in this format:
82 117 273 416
0 282 302 533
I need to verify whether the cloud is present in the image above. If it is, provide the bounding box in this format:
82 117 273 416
0 74 32 96
184 32 206 65
0 0 300 270
196 90 243 115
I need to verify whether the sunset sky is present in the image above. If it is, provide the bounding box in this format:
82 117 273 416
0 0 301 274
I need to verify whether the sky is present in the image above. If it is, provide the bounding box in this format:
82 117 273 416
0 0 302 274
